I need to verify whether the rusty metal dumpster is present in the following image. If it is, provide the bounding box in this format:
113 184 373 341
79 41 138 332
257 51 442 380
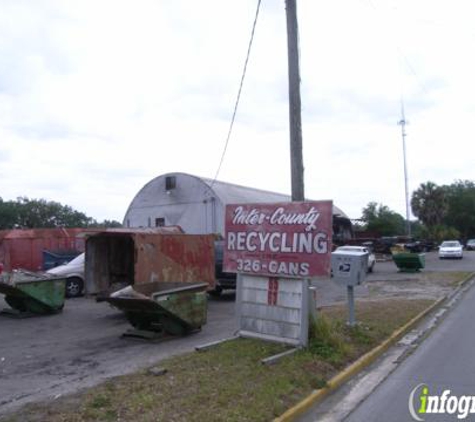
84 228 216 296
0 228 91 272
0 270 66 315
392 252 425 273
104 282 208 338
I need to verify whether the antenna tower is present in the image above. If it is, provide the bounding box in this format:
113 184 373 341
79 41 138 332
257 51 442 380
398 103 411 237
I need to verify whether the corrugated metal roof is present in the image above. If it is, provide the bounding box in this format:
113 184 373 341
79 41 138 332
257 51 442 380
93 226 183 234
123 172 350 232
84 226 184 238
198 175 347 218
0 228 88 240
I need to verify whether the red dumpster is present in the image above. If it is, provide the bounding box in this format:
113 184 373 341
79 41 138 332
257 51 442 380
84 228 216 296
0 228 93 272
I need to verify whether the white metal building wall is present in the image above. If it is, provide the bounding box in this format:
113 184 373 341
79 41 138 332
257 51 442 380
123 172 350 237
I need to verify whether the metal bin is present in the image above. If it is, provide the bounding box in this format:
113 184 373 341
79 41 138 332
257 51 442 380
392 252 425 273
0 271 66 315
104 282 208 337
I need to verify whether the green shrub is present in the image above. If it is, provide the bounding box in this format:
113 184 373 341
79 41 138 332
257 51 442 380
308 315 349 364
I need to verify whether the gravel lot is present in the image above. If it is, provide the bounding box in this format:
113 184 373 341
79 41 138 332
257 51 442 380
1 251 474 416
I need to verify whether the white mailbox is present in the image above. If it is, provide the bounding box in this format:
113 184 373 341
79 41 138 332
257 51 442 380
331 250 368 286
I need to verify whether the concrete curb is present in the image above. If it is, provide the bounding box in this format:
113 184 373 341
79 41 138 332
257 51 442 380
455 271 475 289
274 272 475 422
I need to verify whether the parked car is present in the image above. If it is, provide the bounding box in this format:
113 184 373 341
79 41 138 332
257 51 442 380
438 240 463 259
466 239 475 251
404 240 436 253
334 245 376 273
48 241 233 299
46 253 85 297
210 240 236 296
375 237 398 254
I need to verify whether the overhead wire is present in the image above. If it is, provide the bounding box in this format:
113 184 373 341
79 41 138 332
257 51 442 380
364 0 430 97
209 0 262 188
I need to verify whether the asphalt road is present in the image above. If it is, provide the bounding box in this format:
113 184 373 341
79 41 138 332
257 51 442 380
0 292 237 416
299 250 475 422
344 272 475 422
1 250 474 416
374 250 475 273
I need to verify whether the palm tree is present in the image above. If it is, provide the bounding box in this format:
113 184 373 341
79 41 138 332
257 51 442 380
411 182 448 231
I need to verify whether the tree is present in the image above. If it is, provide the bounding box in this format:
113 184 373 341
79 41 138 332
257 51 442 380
13 197 93 228
0 197 122 229
0 198 17 229
361 202 405 236
431 224 460 242
443 180 475 240
410 182 447 234
409 220 426 238
89 219 123 228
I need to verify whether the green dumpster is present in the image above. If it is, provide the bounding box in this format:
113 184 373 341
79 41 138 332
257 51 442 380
104 282 208 337
0 270 66 315
392 252 425 273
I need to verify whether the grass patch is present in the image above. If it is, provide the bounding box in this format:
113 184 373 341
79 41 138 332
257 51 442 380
445 271 472 286
2 298 434 422
419 271 472 286
308 314 349 365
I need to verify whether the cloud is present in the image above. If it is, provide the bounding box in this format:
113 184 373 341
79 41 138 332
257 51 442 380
1 0 474 224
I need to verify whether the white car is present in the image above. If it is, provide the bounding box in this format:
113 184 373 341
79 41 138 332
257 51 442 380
466 239 475 251
438 240 463 259
46 253 85 297
334 245 376 273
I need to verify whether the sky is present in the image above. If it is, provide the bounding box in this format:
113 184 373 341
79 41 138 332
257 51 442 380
1 0 474 223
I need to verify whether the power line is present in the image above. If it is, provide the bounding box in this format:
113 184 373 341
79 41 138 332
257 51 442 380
396 47 430 96
364 0 430 96
398 100 411 236
210 0 262 187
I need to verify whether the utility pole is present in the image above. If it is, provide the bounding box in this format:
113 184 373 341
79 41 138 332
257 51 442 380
398 103 411 237
285 0 304 202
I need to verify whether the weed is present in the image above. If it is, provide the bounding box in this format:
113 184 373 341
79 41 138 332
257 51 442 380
89 394 111 409
5 298 436 422
308 314 349 364
310 377 328 389
346 324 373 346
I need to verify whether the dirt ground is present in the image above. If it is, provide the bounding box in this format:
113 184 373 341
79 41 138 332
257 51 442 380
0 251 473 418
312 251 474 306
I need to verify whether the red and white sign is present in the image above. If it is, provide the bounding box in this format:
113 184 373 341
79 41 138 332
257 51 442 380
223 201 333 278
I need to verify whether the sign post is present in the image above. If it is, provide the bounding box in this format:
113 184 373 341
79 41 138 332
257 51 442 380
224 201 332 347
347 285 356 327
331 250 368 326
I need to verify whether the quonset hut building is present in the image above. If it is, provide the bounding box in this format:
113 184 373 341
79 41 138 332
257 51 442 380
123 172 353 244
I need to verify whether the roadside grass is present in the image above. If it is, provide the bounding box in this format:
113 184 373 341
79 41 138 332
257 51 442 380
2 298 435 422
444 271 472 286
419 271 471 286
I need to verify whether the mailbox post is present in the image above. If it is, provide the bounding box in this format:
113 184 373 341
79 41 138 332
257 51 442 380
331 250 368 326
